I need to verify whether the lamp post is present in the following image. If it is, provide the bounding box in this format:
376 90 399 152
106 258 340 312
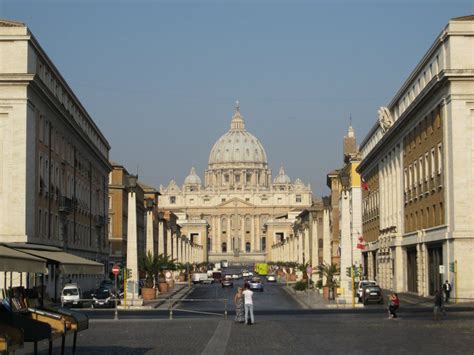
145 196 155 257
125 174 142 306
339 170 355 306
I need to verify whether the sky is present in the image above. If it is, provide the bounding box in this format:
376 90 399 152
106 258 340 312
1 0 473 196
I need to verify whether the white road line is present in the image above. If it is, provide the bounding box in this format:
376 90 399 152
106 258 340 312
201 320 232 355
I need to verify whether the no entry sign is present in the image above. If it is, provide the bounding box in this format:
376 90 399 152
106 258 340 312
112 265 120 276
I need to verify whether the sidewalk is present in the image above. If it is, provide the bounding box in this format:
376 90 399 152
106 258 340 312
282 285 359 309
382 290 474 308
118 283 192 310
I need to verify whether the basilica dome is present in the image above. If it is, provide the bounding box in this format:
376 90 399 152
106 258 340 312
184 167 201 185
208 102 267 168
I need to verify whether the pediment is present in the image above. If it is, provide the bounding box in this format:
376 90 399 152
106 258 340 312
217 197 256 208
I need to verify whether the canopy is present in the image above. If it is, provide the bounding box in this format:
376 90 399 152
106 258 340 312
17 249 104 275
0 245 48 273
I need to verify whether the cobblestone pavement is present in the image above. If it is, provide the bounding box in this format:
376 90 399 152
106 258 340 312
17 312 474 354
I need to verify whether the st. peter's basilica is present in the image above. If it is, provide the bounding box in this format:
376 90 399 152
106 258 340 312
159 103 313 262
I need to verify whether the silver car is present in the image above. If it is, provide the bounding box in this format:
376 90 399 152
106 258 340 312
249 277 264 292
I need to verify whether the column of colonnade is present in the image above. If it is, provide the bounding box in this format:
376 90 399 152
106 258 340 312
227 217 231 252
250 216 255 252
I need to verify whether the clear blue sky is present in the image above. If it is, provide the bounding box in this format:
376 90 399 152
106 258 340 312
2 0 472 196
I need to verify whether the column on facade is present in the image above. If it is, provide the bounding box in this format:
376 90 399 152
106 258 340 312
304 228 310 265
227 216 231 252
240 216 245 252
255 216 260 252
298 232 303 264
166 227 172 257
250 216 255 252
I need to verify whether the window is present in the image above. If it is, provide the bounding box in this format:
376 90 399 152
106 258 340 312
235 174 240 183
108 217 113 237
437 143 443 175
431 148 436 178
246 173 251 183
296 195 302 203
404 168 408 191
419 157 423 185
221 198 226 203
245 198 250 202
261 237 266 251
408 165 412 189
224 175 229 183
245 242 251 253
413 161 417 186
170 196 176 204
424 153 429 181
222 242 227 253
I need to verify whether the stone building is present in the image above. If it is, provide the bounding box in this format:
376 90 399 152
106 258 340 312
357 15 474 299
0 20 111 295
159 103 313 263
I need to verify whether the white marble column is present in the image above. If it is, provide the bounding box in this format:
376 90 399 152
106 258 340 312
255 217 260 252
323 209 331 265
158 221 164 256
126 190 141 305
227 217 231 252
241 216 245 252
166 227 172 257
145 210 154 256
250 216 255 252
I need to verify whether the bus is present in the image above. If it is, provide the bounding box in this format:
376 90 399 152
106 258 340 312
255 263 269 276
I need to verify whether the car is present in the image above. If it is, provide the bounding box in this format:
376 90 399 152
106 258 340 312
242 270 249 278
232 273 240 279
212 271 223 283
266 274 276 282
249 277 264 292
222 275 233 288
356 280 377 302
91 288 118 308
361 285 383 305
61 283 83 308
100 279 115 291
248 272 254 277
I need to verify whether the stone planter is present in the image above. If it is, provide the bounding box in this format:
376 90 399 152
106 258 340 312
167 279 175 289
158 282 168 293
323 286 335 300
141 287 156 300
178 274 185 282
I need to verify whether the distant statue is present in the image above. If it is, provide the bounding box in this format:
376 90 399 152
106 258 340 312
378 106 394 132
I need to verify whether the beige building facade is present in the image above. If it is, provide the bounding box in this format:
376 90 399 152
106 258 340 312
159 103 313 263
358 15 474 300
0 20 111 295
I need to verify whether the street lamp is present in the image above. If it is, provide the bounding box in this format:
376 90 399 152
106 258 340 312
128 174 138 191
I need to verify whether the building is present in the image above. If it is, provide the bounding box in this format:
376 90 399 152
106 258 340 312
159 102 313 263
357 15 474 299
0 20 111 295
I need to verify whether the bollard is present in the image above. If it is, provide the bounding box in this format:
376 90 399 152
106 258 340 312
224 300 227 320
169 308 173 320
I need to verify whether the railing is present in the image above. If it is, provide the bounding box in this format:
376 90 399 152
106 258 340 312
167 298 228 320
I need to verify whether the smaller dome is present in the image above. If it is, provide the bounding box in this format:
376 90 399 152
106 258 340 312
273 166 291 184
184 167 201 185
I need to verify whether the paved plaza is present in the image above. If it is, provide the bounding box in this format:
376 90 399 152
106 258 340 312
17 311 474 354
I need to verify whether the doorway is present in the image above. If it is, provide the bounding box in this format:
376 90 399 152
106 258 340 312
406 247 417 293
428 244 443 295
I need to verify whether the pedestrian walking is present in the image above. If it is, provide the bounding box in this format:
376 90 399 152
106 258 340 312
233 287 245 323
433 290 443 321
242 283 255 325
442 280 452 303
388 293 400 319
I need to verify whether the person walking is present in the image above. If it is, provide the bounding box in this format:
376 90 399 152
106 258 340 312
242 283 255 325
233 287 245 323
442 280 452 303
388 293 400 319
433 290 443 321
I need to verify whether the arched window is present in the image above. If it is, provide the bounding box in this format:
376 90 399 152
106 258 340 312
222 242 227 253
245 242 251 253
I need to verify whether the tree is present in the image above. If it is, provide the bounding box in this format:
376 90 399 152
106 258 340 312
139 251 158 288
317 263 340 288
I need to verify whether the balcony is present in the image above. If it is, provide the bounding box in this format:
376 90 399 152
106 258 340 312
58 196 73 214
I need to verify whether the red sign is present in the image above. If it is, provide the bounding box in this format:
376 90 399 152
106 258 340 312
112 265 120 276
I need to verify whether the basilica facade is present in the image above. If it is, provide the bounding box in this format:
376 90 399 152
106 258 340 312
159 103 313 262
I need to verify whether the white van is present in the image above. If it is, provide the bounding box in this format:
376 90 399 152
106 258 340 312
61 283 83 307
191 273 213 284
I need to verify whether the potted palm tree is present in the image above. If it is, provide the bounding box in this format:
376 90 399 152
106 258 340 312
139 251 158 300
317 263 339 300
156 254 176 293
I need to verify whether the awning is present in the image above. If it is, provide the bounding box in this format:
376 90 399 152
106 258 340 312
0 245 48 274
17 249 104 275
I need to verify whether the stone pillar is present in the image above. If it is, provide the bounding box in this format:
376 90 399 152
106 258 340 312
323 209 331 264
250 216 255 252
126 190 142 305
240 216 245 252
216 216 221 253
158 221 164 256
166 227 172 257
255 216 260 252
145 210 154 256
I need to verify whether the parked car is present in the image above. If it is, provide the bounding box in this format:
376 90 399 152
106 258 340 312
192 273 213 284
61 283 83 308
248 272 254 277
91 288 118 308
212 271 222 283
222 275 233 288
242 270 249 278
249 277 264 292
356 280 377 302
266 274 276 282
361 284 384 305
232 273 240 280
100 279 115 291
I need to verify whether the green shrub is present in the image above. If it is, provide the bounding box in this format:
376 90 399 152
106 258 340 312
293 279 314 291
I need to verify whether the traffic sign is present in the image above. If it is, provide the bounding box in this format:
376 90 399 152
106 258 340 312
112 265 120 276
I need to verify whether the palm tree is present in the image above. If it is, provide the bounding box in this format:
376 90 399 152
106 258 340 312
155 253 176 282
317 263 339 288
139 251 158 288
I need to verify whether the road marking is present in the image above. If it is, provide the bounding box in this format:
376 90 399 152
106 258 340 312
201 320 232 355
